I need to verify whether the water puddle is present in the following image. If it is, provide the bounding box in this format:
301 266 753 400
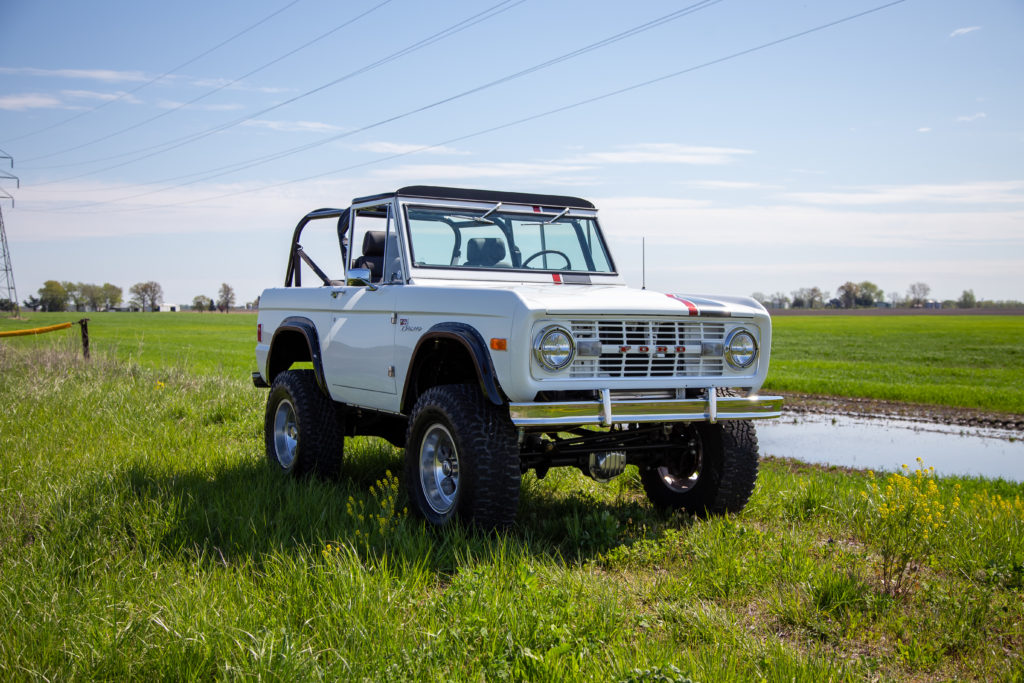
756 413 1024 482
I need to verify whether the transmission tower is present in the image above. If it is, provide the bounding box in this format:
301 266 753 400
0 148 19 317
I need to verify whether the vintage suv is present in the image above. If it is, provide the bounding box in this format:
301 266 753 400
253 186 782 528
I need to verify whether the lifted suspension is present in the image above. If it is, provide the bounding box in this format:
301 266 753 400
519 422 698 480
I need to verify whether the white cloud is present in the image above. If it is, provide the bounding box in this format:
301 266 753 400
566 143 753 166
11 182 1024 302
597 200 1024 250
243 119 346 133
352 143 754 185
784 181 1024 206
11 180 321 239
950 26 981 37
60 89 142 104
956 112 986 123
0 66 148 82
917 127 931 133
0 89 144 111
597 196 714 211
189 78 290 94
21 179 1022 248
355 141 469 156
682 180 779 190
156 100 244 111
0 93 66 111
370 162 593 182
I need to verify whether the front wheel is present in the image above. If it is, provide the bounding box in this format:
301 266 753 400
640 420 759 517
264 370 343 479
404 385 520 529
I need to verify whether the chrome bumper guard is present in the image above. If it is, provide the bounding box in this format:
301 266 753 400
508 389 783 428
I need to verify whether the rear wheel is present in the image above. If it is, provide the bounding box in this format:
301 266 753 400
264 370 343 479
404 384 520 529
641 421 759 516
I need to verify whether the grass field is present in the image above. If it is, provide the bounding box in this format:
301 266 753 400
2 310 1023 413
1 344 1022 680
2 312 1023 679
764 315 1024 414
0 311 256 377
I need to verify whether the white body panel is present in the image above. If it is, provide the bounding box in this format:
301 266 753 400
255 189 776 418
258 278 773 409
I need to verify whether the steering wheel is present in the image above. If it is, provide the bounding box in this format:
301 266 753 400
521 249 571 270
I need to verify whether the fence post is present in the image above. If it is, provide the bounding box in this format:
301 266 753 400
77 318 90 359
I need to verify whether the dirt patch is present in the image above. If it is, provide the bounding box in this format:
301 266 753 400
778 391 1024 433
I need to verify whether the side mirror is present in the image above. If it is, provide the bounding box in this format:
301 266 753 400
346 267 378 290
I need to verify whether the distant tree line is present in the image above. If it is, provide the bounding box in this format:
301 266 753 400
752 281 1021 310
16 280 245 313
129 281 163 311
191 284 238 313
22 281 124 312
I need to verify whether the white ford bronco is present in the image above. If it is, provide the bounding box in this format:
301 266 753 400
253 186 782 529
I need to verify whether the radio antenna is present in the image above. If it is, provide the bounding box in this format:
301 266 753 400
641 237 646 290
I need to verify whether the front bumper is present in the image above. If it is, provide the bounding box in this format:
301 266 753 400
508 389 783 427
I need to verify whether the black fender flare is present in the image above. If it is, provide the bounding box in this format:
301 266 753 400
268 316 329 396
402 322 505 409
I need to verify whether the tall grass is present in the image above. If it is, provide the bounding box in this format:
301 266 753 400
1 344 1022 680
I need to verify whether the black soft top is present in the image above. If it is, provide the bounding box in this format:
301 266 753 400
353 185 595 210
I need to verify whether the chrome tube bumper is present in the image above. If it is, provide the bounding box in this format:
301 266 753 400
508 390 783 428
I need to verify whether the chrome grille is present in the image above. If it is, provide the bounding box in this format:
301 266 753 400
568 319 726 379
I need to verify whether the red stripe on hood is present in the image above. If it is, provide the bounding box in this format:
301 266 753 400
666 294 698 316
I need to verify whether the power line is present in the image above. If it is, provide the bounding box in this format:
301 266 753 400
22 0 397 166
1 0 305 146
27 0 527 187
34 0 723 209
80 0 909 215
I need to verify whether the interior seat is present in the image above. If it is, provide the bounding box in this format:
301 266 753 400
353 231 386 282
465 237 508 268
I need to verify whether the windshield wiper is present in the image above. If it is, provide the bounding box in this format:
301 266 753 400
541 207 570 225
448 214 495 225
523 207 571 227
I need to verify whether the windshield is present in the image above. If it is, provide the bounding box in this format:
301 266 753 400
405 205 615 273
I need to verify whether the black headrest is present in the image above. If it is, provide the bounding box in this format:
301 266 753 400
467 237 505 266
362 230 386 257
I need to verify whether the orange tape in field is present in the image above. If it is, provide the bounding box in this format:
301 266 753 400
0 322 73 338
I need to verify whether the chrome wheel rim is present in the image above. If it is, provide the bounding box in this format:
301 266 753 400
272 399 299 470
419 424 460 515
657 437 703 493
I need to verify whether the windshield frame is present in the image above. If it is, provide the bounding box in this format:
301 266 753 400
401 200 618 277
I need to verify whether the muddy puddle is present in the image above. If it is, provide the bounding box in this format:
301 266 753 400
756 413 1024 482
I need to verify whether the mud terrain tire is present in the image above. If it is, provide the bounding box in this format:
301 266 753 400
264 370 343 479
641 420 759 517
405 384 520 529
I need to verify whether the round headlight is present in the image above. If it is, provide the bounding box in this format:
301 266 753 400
533 326 575 371
725 329 758 369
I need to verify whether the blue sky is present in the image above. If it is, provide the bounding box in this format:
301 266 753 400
1 0 1021 306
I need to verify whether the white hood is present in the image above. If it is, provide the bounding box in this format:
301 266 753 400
509 284 764 318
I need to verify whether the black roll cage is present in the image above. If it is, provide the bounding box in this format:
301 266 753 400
282 187 613 286
284 207 349 287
